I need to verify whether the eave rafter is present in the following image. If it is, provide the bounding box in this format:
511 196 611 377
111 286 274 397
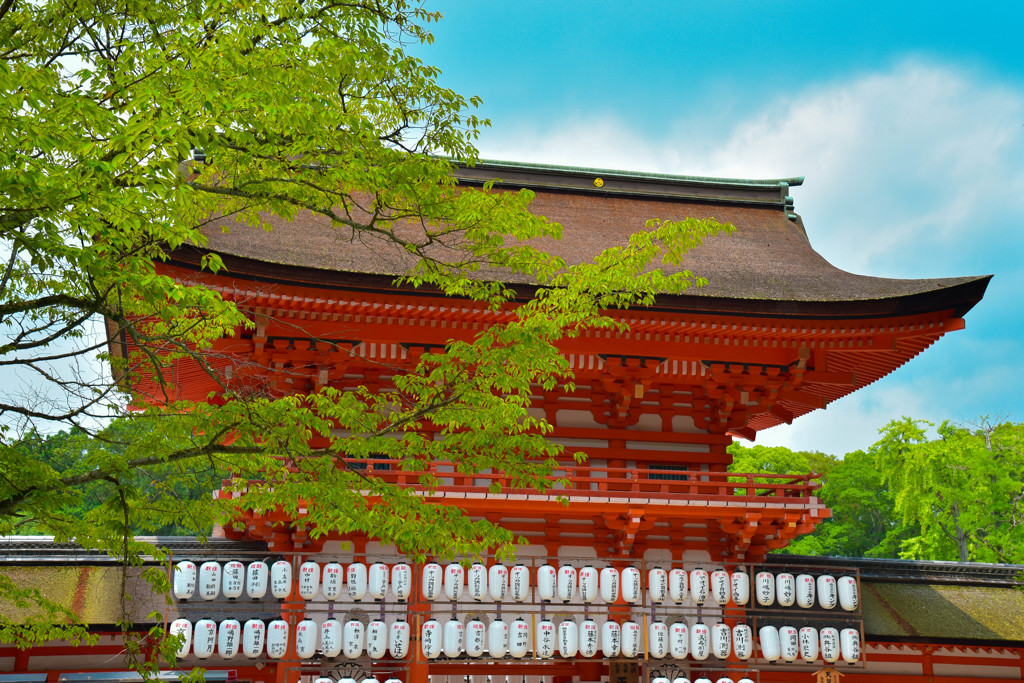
147 268 969 440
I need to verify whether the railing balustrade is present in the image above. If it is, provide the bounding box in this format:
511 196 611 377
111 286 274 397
332 459 820 503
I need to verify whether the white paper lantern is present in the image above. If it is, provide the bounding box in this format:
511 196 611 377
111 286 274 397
339 678 357 683
622 621 641 658
536 619 556 658
172 561 197 600
776 572 795 607
467 563 487 601
653 678 670 683
169 618 192 658
193 619 217 659
217 619 240 659
198 561 221 600
421 619 441 659
488 563 509 601
422 562 443 601
817 574 838 609
820 627 840 663
343 619 364 659
672 678 692 683
222 561 244 600
245 561 268 600
510 619 530 658
694 679 712 683
621 567 641 604
669 621 689 659
796 573 815 608
319 562 342 601
295 619 317 659
738 679 755 683
557 565 577 602
347 562 368 602
270 560 292 600
731 570 750 606
690 622 710 661
733 623 753 660
711 622 731 659
579 566 598 603
690 568 709 605
599 566 619 603
838 576 859 611
710 569 730 606
391 562 412 601
799 626 819 663
669 567 688 603
322 619 342 658
367 562 389 600
559 620 579 658
465 619 486 657
366 620 387 659
840 628 861 664
779 625 798 662
510 564 530 602
488 619 508 658
601 620 621 658
715 678 734 683
266 619 289 659
389 620 411 659
648 621 668 659
313 678 334 683
755 571 775 606
536 564 556 602
242 619 265 658
648 567 668 603
438 563 460 601
758 625 780 663
298 561 320 600
580 620 599 657
443 619 464 658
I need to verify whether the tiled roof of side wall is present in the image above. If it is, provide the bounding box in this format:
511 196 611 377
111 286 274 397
764 554 1024 645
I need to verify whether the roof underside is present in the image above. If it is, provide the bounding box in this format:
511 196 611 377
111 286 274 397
194 161 989 319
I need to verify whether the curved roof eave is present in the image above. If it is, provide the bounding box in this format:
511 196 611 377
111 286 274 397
167 246 990 322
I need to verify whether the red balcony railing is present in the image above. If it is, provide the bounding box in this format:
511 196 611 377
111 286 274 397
337 459 821 505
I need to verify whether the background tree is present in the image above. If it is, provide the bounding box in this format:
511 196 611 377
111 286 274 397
735 418 1024 562
0 0 728 665
875 417 1024 562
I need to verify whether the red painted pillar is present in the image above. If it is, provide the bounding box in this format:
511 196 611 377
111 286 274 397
407 561 430 683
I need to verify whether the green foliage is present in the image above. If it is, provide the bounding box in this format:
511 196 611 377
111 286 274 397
0 0 732 669
733 418 1024 563
793 448 914 558
874 417 1024 563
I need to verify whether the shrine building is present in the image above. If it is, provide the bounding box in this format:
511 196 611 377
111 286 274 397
2 160 1020 683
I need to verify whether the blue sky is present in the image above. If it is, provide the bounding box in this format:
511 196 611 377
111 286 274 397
418 1 1024 456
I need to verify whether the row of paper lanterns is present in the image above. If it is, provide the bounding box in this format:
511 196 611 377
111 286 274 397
172 560 858 611
168 616 860 665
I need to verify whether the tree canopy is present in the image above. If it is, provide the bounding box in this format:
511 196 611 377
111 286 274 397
0 0 728 666
731 417 1024 563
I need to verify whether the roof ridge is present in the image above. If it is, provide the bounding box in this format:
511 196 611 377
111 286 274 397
464 158 805 188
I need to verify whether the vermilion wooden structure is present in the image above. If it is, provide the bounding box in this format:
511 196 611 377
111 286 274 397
65 161 1014 683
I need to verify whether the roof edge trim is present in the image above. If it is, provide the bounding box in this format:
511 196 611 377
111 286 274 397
464 158 805 188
